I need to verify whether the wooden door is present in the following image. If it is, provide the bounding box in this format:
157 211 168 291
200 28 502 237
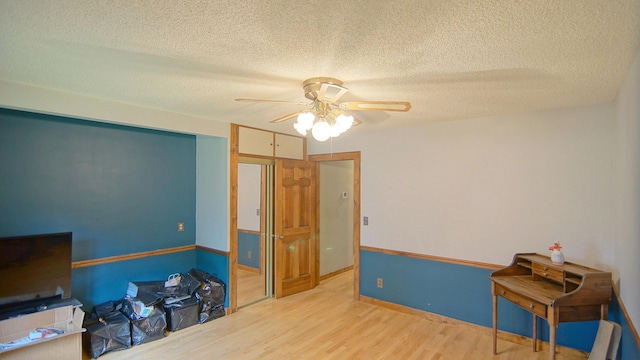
274 159 317 298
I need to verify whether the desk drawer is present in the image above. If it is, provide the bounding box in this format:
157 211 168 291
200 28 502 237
495 284 547 318
532 263 564 283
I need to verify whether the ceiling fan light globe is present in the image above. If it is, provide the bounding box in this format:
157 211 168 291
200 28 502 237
312 121 331 141
297 112 315 130
336 114 354 130
329 124 342 138
293 122 307 136
333 122 347 134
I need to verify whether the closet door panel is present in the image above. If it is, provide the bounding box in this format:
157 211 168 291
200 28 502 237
275 133 303 159
239 127 274 157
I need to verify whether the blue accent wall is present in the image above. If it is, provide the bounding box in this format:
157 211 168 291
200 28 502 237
238 232 260 269
360 249 637 354
0 108 202 311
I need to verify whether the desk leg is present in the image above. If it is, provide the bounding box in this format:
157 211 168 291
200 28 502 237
532 314 537 352
549 324 557 360
493 294 498 355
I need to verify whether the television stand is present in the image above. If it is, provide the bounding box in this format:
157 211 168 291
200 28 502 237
0 299 84 360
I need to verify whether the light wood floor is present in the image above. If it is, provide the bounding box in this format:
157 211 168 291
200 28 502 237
87 270 588 359
237 268 266 307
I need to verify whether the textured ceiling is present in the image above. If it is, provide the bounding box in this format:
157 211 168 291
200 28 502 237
1 1 639 135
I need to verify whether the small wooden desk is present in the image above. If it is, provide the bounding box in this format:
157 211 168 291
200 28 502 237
490 253 612 360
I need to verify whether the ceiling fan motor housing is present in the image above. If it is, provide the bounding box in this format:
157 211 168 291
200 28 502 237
302 77 344 101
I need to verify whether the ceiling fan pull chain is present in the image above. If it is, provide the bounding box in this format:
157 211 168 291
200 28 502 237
330 136 333 156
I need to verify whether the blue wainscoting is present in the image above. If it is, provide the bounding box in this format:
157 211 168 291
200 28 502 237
196 248 230 308
607 292 640 360
360 249 610 353
238 231 260 270
73 251 197 310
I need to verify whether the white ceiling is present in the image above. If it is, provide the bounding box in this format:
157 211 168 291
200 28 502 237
1 1 639 135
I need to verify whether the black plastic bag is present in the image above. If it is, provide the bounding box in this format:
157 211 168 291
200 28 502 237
92 300 123 319
164 296 201 331
129 305 167 346
180 272 203 295
84 311 131 359
128 281 165 306
209 304 226 320
188 268 226 323
119 298 152 321
132 275 197 302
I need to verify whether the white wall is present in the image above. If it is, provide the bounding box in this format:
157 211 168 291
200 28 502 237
614 50 640 329
0 80 229 137
238 163 262 231
319 161 354 275
310 104 616 268
196 135 229 250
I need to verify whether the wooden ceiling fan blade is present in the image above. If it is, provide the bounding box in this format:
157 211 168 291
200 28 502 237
235 98 307 105
339 101 411 112
270 111 301 123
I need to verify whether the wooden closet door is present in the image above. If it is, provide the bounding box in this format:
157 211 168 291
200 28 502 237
274 159 317 298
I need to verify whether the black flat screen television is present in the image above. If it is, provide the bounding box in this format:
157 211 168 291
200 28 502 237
0 232 73 310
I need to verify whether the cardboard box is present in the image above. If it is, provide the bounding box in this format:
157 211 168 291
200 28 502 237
0 305 84 360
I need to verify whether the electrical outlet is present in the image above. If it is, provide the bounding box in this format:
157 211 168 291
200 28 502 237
377 278 383 288
363 216 369 226
177 222 184 232
248 251 252 259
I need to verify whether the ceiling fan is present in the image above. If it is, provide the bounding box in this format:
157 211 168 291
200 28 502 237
235 77 411 141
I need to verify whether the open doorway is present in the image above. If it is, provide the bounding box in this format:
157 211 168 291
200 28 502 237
318 160 354 278
310 152 361 299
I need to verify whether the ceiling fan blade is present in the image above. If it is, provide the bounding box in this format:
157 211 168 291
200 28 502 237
339 101 411 112
235 98 307 105
352 117 363 126
270 111 301 123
